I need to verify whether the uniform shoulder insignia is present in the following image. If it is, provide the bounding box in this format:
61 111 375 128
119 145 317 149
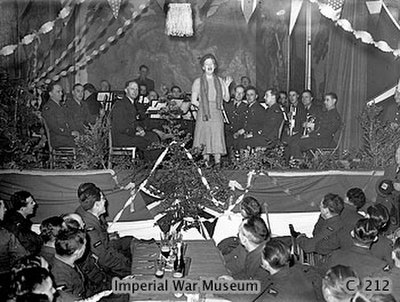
383 264 391 271
87 227 95 231
327 226 334 231
267 287 279 297
93 240 102 248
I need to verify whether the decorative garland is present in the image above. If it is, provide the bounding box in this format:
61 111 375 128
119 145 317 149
0 0 76 56
35 2 150 86
310 0 400 57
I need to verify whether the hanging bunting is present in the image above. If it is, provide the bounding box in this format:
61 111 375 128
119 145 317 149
108 0 122 19
165 3 193 37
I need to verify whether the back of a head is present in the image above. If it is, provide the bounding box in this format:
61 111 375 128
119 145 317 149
40 216 64 243
62 213 85 230
77 183 101 211
393 238 400 263
352 218 379 245
262 239 290 270
55 228 85 257
83 83 96 94
241 196 262 218
9 191 33 212
11 266 51 298
242 216 270 244
322 265 359 302
322 193 344 215
368 294 397 302
367 204 390 231
346 188 366 210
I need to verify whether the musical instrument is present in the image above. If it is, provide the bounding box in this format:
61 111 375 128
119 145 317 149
288 105 296 136
302 113 316 137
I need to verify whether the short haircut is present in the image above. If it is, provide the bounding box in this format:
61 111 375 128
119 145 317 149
321 193 344 215
9 191 33 211
278 90 287 97
55 228 86 256
242 216 270 244
235 85 245 92
77 183 101 211
302 89 313 97
47 82 60 94
353 218 378 245
266 88 279 100
367 204 390 231
240 76 250 82
139 64 149 71
40 216 64 243
124 79 138 89
393 238 400 261
322 265 359 301
83 83 96 93
262 239 290 270
72 83 83 90
288 89 299 95
245 85 258 96
171 85 182 92
325 92 338 101
241 196 262 218
346 187 366 210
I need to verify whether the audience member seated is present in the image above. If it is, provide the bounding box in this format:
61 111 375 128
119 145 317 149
3 191 43 255
134 64 155 92
322 265 359 302
256 239 319 301
111 79 160 157
11 266 56 302
231 216 271 283
321 218 388 279
65 83 91 134
277 90 289 110
42 83 77 148
39 216 64 267
294 193 344 256
62 212 113 297
148 90 159 101
83 83 102 122
224 85 247 153
75 183 132 278
0 199 28 297
287 92 342 161
315 189 365 256
375 179 400 233
367 204 393 265
234 86 268 150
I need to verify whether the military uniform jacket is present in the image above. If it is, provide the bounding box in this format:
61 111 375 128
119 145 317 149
0 227 28 274
255 264 319 302
64 97 91 133
310 108 341 145
286 102 306 134
3 211 43 255
52 257 86 299
42 99 75 148
381 99 400 125
243 102 268 137
264 102 284 141
323 245 388 279
224 100 247 133
298 215 344 254
75 206 131 277
111 95 139 146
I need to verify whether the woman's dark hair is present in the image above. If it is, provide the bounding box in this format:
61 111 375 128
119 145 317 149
199 53 218 71
262 239 290 270
367 204 390 231
40 216 64 243
241 196 262 218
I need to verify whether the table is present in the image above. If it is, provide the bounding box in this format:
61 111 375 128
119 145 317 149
126 240 230 301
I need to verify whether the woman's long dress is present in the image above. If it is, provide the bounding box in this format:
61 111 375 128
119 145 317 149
192 76 227 155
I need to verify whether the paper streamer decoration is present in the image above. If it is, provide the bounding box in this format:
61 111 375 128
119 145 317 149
0 1 74 56
108 0 122 19
165 3 193 37
309 0 400 58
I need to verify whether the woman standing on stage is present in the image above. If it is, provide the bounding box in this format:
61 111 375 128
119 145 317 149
191 53 232 167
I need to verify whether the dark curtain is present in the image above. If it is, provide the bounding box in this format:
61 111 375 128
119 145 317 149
324 0 369 152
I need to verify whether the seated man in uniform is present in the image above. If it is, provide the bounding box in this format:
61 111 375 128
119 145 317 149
42 83 78 148
262 88 284 145
293 193 344 255
64 83 91 134
75 183 132 278
111 79 160 157
287 92 342 161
